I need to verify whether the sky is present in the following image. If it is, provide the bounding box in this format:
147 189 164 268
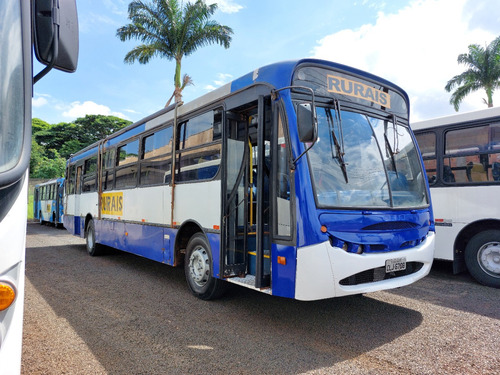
32 0 500 125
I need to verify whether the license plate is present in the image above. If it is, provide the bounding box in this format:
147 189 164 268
385 257 406 273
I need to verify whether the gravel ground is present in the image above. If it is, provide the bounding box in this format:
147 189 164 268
22 223 500 375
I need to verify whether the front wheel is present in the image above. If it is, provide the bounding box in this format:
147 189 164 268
85 219 102 256
184 233 225 300
465 230 500 288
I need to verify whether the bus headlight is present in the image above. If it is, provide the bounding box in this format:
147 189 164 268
0 282 16 311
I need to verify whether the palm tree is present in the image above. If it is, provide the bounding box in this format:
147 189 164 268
117 0 233 106
445 36 500 111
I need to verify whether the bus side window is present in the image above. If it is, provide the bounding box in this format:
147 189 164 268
140 127 173 186
75 165 83 194
116 140 139 189
102 148 115 191
415 132 436 185
176 109 222 183
82 156 97 193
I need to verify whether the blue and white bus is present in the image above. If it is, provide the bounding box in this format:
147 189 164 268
34 178 65 227
0 1 78 373
64 58 435 300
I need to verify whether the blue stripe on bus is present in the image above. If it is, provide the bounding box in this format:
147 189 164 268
68 146 98 163
106 123 147 147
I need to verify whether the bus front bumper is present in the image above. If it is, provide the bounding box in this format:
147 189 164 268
294 231 435 300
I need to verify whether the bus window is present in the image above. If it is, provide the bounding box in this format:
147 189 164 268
445 126 493 183
102 148 116 191
415 131 437 184
140 127 173 185
82 156 97 192
116 140 139 189
176 110 222 182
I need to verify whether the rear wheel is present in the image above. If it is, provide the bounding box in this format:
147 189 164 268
85 219 102 256
465 230 500 288
184 233 225 300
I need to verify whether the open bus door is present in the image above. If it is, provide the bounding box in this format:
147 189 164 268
221 95 271 289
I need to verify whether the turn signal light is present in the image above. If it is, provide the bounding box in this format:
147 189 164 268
0 282 16 311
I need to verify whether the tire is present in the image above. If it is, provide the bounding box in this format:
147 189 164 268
465 230 500 288
85 219 102 256
184 233 225 300
39 211 43 225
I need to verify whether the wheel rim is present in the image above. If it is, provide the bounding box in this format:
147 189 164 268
188 246 210 287
86 227 94 252
477 241 500 278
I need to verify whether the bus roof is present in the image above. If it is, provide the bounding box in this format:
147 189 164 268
68 58 407 163
412 106 500 131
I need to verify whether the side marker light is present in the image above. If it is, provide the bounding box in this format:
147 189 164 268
0 282 16 311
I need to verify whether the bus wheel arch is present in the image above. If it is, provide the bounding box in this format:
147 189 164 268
173 220 204 267
464 229 500 288
454 219 500 271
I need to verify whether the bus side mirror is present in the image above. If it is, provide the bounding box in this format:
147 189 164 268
297 103 317 143
33 0 79 74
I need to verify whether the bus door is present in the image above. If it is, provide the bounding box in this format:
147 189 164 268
222 96 271 288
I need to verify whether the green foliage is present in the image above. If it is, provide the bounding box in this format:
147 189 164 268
30 114 132 179
445 36 500 111
117 0 233 104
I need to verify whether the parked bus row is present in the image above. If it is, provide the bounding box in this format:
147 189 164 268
62 58 435 300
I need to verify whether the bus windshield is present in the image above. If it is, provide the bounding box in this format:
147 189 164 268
308 106 428 209
0 1 24 174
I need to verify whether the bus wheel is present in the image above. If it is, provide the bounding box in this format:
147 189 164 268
184 233 225 300
85 220 102 256
39 212 43 225
465 230 500 288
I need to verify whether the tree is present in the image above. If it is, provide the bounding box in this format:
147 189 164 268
32 118 51 134
33 115 131 160
445 36 500 111
30 115 132 178
117 0 233 106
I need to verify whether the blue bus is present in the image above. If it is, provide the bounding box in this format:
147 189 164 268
64 58 435 300
34 178 65 227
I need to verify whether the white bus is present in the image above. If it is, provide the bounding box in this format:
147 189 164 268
413 107 500 288
0 1 78 373
64 59 435 301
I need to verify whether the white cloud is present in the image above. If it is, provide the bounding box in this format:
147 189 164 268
215 0 243 13
204 72 233 91
311 0 500 121
32 96 48 108
62 101 128 120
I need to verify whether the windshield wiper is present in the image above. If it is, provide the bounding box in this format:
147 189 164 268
326 101 348 183
384 115 399 176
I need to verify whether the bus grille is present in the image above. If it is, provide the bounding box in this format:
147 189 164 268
362 221 418 230
339 262 424 286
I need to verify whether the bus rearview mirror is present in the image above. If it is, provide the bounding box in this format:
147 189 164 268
33 0 79 73
297 103 316 143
